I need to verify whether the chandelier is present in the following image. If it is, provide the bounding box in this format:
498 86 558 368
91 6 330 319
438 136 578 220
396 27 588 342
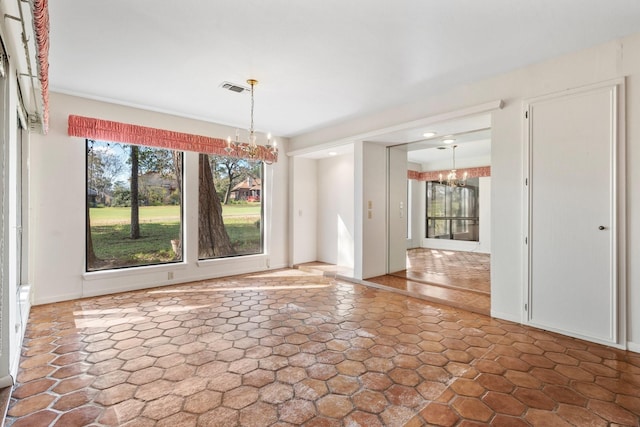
439 145 467 187
225 79 278 164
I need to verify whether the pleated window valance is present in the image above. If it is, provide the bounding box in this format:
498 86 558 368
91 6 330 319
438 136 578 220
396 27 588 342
34 0 50 133
408 166 490 181
68 115 278 163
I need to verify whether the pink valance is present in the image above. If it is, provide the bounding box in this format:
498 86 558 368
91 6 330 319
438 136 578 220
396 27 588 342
33 0 50 133
408 166 490 181
68 115 278 163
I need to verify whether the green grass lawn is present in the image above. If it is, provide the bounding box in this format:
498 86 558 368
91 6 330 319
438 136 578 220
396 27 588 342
90 222 180 267
90 204 260 225
89 204 262 270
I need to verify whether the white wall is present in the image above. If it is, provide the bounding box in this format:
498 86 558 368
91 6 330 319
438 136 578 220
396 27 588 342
354 142 387 279
316 152 354 270
478 176 491 253
289 157 317 265
624 35 640 352
29 93 289 304
291 34 640 350
407 162 423 249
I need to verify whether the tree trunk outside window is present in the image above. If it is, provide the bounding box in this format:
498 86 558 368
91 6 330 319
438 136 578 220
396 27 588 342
130 145 140 239
172 151 183 258
86 202 97 266
199 154 235 257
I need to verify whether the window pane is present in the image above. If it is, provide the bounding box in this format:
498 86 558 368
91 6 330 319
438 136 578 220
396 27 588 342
198 154 263 259
427 219 450 239
451 219 479 241
427 182 447 217
86 140 183 271
426 177 480 241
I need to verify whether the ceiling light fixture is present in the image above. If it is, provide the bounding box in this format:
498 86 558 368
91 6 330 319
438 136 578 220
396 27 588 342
439 145 467 187
225 79 278 164
442 137 456 144
423 131 437 138
328 151 337 156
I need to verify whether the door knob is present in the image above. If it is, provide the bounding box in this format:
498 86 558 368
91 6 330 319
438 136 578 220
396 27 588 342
598 226 606 230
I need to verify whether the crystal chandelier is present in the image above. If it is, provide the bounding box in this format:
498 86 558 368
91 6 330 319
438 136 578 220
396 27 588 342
439 145 467 187
225 79 278 164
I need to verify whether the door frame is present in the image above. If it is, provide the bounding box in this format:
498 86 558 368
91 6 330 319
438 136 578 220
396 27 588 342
522 79 626 348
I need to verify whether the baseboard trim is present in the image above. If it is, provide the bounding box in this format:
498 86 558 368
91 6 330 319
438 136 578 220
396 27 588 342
35 264 292 305
627 341 640 354
34 292 83 305
490 310 521 324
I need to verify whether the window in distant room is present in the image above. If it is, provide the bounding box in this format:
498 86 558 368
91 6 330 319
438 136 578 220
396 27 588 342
426 178 479 241
198 154 264 259
86 139 183 271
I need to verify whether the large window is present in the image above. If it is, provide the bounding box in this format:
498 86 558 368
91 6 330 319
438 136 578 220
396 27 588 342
198 154 263 259
426 178 479 241
86 140 183 271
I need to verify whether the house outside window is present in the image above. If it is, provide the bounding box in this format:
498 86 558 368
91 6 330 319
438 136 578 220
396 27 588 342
230 176 261 202
198 154 264 259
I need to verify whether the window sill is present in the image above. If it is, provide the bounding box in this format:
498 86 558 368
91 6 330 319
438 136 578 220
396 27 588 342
83 262 188 281
196 253 266 268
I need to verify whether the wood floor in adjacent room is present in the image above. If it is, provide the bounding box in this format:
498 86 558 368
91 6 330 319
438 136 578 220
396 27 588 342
6 269 640 426
369 248 491 316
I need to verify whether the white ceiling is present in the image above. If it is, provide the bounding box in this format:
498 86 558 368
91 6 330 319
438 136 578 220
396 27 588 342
49 1 640 139
407 129 492 170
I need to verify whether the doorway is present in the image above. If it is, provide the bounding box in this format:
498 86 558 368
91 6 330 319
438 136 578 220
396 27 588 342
372 121 493 315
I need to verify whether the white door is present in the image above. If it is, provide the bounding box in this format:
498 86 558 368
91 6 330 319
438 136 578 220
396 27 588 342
526 83 621 345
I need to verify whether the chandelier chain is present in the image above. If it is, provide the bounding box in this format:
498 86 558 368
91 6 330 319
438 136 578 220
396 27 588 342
250 81 255 135
439 144 467 187
224 78 278 164
452 145 456 170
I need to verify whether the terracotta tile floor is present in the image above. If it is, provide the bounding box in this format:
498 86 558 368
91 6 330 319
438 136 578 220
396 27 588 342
7 269 640 426
367 249 491 316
